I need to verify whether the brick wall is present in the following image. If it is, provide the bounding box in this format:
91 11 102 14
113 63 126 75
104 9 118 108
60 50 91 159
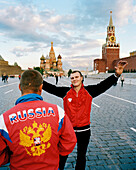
94 59 106 73
113 55 136 71
106 48 119 70
0 65 22 76
0 60 8 65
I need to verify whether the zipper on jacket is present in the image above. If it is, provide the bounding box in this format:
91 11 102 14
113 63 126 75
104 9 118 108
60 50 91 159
75 92 78 126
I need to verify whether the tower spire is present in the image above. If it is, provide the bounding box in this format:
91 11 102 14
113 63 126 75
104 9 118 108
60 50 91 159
109 11 113 26
51 42 54 51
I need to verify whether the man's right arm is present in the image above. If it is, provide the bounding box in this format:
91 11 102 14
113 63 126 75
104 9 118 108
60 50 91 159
43 80 70 98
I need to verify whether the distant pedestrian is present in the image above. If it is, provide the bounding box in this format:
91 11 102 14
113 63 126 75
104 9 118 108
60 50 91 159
5 75 8 83
2 74 8 83
2 74 4 82
121 75 124 87
19 75 21 80
55 74 58 85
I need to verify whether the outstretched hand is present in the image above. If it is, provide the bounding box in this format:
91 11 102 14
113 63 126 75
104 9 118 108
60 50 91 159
115 60 128 76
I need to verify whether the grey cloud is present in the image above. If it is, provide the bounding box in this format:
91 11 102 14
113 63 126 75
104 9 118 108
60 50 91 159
74 0 136 29
40 9 55 17
67 55 98 59
0 5 76 45
74 0 117 31
11 41 52 58
63 54 100 70
11 46 35 57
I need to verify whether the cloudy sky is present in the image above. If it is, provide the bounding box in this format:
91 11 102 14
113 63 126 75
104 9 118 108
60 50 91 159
0 0 136 71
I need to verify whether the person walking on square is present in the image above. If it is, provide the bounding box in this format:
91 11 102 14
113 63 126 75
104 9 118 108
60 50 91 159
2 74 4 82
121 75 124 87
42 60 128 170
18 74 21 80
55 74 59 85
5 75 8 83
0 69 77 169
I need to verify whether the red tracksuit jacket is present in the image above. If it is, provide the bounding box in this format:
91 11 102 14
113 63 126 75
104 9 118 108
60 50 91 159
0 94 76 170
63 84 92 127
42 74 118 128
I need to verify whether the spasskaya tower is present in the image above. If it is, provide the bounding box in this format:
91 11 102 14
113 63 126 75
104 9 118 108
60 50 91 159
94 11 120 73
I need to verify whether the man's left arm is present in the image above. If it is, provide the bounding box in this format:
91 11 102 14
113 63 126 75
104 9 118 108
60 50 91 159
0 114 11 166
85 60 128 98
57 106 77 156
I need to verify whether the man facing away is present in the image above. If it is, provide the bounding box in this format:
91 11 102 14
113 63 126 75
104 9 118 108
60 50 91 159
0 69 77 170
42 60 128 170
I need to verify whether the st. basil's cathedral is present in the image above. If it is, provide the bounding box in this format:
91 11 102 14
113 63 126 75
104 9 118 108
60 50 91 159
40 42 63 75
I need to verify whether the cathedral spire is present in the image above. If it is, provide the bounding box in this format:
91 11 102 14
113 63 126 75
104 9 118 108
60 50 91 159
109 11 113 26
51 42 54 51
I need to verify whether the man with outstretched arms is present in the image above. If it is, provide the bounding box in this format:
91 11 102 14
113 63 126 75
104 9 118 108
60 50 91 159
0 69 77 170
42 60 128 170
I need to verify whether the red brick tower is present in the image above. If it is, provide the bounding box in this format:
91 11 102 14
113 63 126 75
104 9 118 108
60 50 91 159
102 11 120 71
94 11 120 73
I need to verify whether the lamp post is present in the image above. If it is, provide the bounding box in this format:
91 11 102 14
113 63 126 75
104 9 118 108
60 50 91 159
106 67 108 73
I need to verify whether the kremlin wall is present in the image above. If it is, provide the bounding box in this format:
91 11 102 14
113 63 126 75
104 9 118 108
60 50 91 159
0 55 22 76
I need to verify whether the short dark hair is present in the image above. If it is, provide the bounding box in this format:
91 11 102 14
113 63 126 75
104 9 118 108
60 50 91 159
71 70 83 77
20 69 43 94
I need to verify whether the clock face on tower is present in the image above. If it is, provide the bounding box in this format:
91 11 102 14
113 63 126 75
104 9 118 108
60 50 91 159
110 36 116 43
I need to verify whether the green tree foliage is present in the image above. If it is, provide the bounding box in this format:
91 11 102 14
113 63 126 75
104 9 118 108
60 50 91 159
14 62 18 66
0 55 4 60
68 69 72 77
108 69 115 73
34 67 44 75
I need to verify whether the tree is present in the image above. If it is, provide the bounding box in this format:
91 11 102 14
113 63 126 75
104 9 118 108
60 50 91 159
14 62 18 66
0 55 4 60
34 67 44 75
68 69 72 77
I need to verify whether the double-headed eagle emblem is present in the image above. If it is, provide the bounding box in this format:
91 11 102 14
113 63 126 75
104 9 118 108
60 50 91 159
19 121 52 156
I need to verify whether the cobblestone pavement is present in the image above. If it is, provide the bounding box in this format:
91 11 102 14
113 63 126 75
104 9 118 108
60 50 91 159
0 75 136 170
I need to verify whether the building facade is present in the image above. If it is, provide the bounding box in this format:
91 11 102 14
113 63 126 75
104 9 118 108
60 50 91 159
40 42 63 75
0 55 22 76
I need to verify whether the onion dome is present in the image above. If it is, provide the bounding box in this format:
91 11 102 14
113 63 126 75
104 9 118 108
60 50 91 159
40 55 45 60
46 55 50 60
58 54 62 59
